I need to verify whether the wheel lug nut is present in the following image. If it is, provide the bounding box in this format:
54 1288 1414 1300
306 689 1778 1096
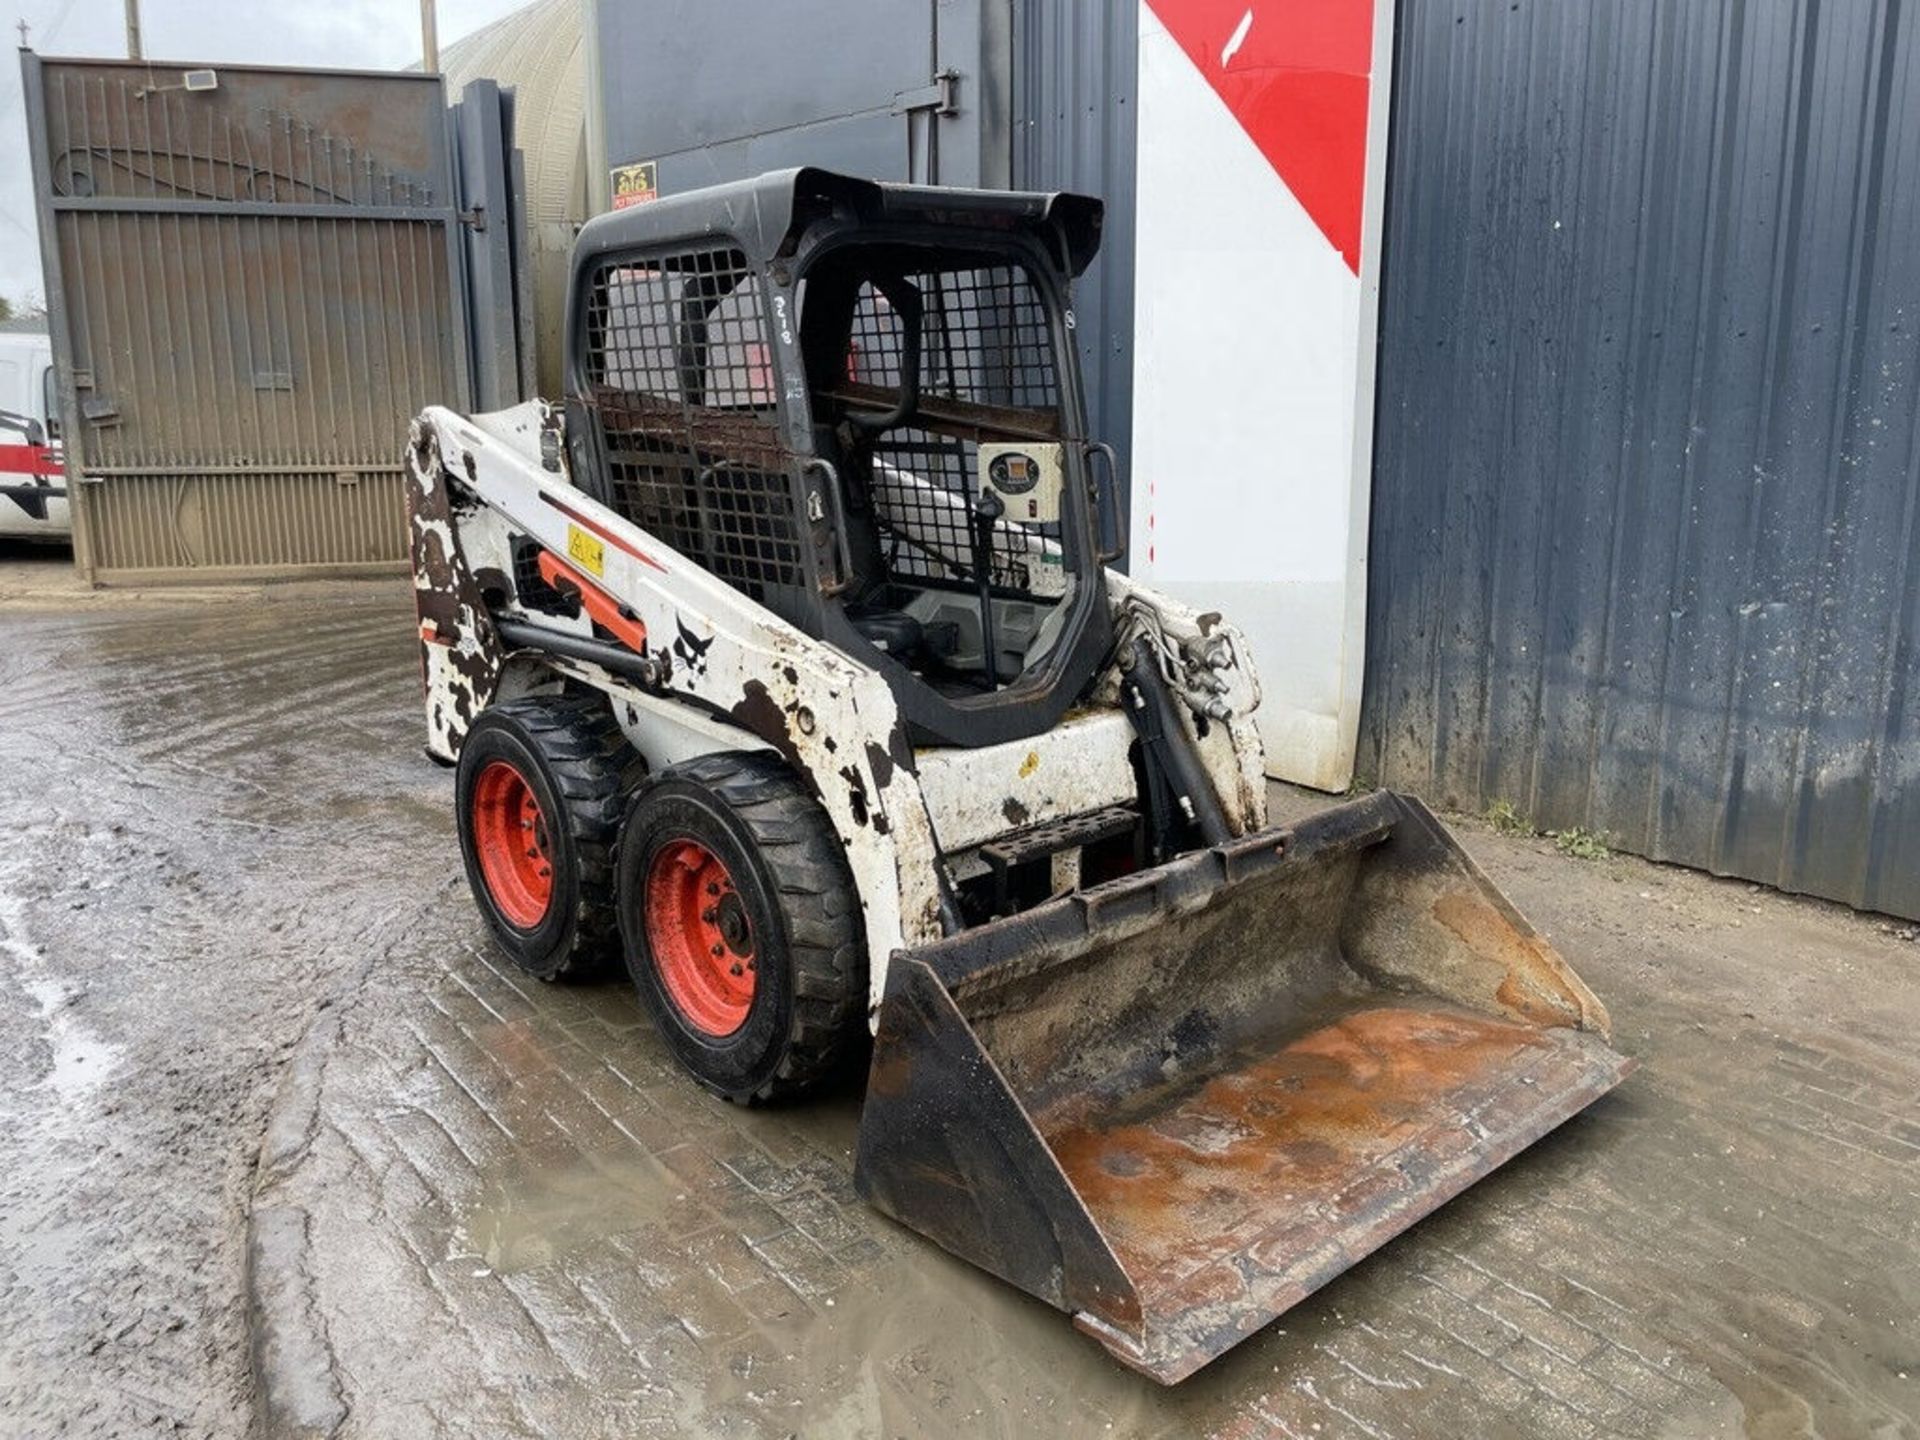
702 908 717 923
729 964 743 977
706 883 720 896
710 944 724 957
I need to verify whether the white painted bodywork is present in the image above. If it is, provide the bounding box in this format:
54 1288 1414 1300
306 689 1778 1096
0 332 72 541
914 710 1140 853
412 400 1269 1019
1128 0 1395 791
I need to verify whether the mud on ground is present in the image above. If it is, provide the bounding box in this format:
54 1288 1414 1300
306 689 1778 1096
0 571 440 1437
0 569 1916 1438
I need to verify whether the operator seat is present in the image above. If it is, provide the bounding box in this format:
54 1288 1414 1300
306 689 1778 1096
845 599 925 659
812 421 926 663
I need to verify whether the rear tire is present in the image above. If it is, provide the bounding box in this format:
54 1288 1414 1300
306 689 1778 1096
617 752 867 1103
456 695 644 981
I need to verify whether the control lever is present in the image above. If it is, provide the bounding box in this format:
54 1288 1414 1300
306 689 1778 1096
970 488 1005 688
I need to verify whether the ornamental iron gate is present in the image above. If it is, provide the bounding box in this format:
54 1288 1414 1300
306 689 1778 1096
22 55 524 583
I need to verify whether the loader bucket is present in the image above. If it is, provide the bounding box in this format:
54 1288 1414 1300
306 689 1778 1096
854 791 1632 1384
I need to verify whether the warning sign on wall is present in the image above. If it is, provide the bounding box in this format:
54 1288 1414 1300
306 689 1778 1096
611 160 658 209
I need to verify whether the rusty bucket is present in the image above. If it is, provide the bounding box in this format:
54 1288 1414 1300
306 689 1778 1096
854 791 1632 1384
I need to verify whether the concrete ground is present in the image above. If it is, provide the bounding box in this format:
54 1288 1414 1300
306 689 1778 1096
0 553 1916 1439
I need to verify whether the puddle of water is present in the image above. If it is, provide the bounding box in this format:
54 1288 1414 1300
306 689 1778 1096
0 887 121 1299
21 977 120 1101
1 894 122 1106
458 1110 1225 1437
770 1232 1193 1440
463 1145 682 1274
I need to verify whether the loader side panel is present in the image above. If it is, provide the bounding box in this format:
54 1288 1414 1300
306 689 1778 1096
414 403 952 988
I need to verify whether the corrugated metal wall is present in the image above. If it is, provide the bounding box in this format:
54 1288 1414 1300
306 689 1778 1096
1012 0 1139 512
1361 0 1920 918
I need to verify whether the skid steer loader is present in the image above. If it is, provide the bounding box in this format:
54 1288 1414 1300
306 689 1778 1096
407 168 1631 1383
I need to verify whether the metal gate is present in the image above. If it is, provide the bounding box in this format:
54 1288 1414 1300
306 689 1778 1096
22 56 472 583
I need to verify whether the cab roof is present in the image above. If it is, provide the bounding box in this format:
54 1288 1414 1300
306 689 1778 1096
571 167 1105 279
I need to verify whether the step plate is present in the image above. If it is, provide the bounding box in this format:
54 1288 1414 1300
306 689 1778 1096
979 803 1138 872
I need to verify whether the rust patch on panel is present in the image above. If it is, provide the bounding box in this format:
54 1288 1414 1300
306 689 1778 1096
1040 1004 1557 1284
1433 890 1593 1028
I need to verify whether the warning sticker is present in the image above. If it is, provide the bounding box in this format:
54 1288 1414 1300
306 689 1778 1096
611 160 658 210
566 523 605 577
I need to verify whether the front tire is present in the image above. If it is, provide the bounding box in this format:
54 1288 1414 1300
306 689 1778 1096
455 695 643 981
617 752 866 1103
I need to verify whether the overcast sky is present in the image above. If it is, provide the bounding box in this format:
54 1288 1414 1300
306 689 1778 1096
0 0 530 304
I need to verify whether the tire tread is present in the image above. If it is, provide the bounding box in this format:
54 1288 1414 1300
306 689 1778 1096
484 694 644 980
654 752 866 1102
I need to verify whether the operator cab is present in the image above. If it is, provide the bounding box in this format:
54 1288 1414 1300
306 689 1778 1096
566 168 1115 748
798 240 1080 697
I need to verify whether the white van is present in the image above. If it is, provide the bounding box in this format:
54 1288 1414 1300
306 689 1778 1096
0 328 71 541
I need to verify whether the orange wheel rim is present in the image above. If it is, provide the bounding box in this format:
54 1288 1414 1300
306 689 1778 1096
645 838 756 1037
471 760 553 929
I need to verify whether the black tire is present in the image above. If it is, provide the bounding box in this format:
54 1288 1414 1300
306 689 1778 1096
455 695 644 981
617 752 867 1103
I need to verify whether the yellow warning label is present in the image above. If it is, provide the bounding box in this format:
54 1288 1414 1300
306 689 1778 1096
611 159 658 210
566 524 605 577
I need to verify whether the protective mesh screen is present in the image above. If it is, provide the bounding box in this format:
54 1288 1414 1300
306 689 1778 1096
581 249 803 598
845 265 1065 595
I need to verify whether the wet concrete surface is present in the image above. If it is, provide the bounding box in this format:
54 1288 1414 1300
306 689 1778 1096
0 569 1917 1438
0 564 440 1437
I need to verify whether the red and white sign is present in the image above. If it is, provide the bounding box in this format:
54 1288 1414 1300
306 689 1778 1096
1130 0 1393 790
